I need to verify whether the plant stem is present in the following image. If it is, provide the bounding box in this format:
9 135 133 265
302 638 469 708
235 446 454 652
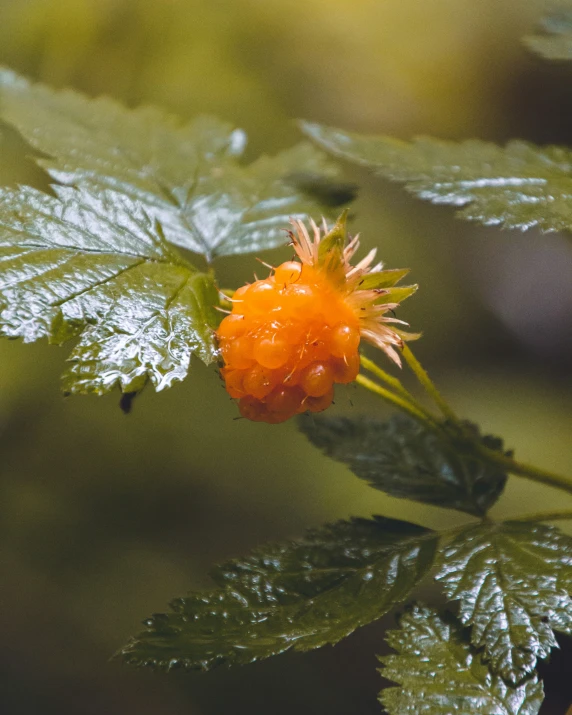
355 373 438 427
478 445 572 497
401 344 458 422
359 355 435 420
359 348 572 498
510 510 572 523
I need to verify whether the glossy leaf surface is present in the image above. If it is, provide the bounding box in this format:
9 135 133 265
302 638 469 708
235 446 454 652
436 521 572 683
0 68 348 260
302 121 572 235
0 184 219 394
524 11 572 60
379 604 544 715
300 414 507 516
120 517 437 670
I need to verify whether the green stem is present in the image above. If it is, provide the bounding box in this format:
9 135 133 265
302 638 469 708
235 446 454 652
355 373 438 427
401 344 458 422
359 355 431 413
510 510 572 523
359 348 572 499
479 446 572 496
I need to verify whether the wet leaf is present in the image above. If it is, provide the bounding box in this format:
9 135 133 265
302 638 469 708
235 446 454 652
300 414 507 516
120 516 437 670
0 184 219 394
524 10 572 61
436 521 572 683
301 121 572 235
0 68 349 261
379 604 544 715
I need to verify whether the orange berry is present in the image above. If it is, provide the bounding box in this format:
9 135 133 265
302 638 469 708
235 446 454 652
266 385 305 416
264 410 294 424
274 261 302 285
243 281 278 313
222 368 246 398
217 313 246 340
304 386 335 413
300 361 334 397
305 335 332 363
216 214 416 424
283 283 316 312
279 320 307 346
230 284 250 314
331 353 360 383
223 336 255 370
242 363 276 400
238 395 269 422
330 323 360 358
254 335 290 369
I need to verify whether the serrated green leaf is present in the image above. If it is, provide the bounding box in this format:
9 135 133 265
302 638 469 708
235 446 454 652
0 183 220 394
524 10 572 61
301 121 572 235
436 521 572 684
300 414 507 517
379 604 544 715
120 516 437 671
0 68 349 261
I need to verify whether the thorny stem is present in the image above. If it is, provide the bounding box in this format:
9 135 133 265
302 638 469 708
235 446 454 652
401 343 458 423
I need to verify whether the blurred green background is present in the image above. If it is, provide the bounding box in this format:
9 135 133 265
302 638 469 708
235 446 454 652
0 1 571 713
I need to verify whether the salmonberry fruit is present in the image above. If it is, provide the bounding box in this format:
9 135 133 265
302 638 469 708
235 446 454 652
217 214 417 424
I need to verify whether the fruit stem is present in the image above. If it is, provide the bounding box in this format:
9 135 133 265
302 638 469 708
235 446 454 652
359 354 436 422
401 344 458 423
355 373 440 428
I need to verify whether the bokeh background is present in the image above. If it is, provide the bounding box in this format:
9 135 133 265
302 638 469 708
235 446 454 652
0 0 571 713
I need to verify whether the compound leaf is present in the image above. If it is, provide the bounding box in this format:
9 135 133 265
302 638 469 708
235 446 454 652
436 521 572 683
300 413 507 517
524 10 572 61
302 121 572 235
0 68 349 261
120 516 437 670
0 183 219 395
379 604 544 715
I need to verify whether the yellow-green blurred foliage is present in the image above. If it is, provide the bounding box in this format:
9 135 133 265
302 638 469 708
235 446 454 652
0 1 571 714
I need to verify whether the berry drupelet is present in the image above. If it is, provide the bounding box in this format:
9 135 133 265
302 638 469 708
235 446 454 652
217 213 417 423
